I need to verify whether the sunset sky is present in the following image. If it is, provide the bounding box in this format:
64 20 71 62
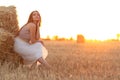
0 0 120 40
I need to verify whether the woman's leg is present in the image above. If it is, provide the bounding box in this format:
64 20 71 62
23 59 34 69
37 57 51 69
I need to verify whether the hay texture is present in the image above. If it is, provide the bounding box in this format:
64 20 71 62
77 34 85 43
0 6 19 35
0 28 21 64
0 6 21 65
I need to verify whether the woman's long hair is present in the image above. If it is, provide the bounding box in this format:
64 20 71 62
27 10 41 27
15 10 41 37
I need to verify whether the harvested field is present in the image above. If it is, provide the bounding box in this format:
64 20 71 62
0 41 120 80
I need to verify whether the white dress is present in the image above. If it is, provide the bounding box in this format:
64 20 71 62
14 37 48 65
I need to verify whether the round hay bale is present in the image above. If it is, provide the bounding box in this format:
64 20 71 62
77 34 85 43
0 28 22 65
0 6 19 35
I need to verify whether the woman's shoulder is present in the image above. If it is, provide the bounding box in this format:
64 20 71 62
25 22 36 30
27 22 36 27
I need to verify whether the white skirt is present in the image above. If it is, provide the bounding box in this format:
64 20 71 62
14 37 48 65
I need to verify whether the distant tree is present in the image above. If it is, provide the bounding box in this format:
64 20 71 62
53 35 58 40
58 38 66 41
45 35 51 40
116 34 120 40
77 34 85 43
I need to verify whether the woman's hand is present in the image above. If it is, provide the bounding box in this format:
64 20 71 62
37 40 45 46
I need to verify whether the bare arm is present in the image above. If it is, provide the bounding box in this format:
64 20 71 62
29 23 37 44
36 26 40 40
36 26 45 46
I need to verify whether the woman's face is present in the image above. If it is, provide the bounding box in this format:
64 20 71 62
32 11 40 22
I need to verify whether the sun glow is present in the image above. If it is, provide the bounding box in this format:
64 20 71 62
0 0 120 41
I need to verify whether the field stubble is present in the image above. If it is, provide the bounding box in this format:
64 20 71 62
0 41 120 80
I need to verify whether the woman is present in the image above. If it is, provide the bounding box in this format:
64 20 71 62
14 10 50 69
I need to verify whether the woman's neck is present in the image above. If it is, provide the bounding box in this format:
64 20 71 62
33 21 37 25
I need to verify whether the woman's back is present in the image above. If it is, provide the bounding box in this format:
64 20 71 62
19 25 30 42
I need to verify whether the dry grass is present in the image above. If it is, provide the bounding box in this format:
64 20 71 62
0 28 21 64
0 6 19 35
0 41 120 80
0 6 21 64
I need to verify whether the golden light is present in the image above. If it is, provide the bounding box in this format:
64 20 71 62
0 0 120 41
